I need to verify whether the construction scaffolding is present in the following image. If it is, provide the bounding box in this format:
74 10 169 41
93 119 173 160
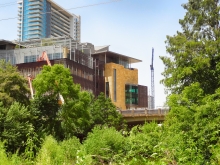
0 36 95 94
0 36 94 68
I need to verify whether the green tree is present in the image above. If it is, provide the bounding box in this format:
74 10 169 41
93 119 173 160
78 126 126 164
33 64 80 100
160 83 220 164
161 83 205 164
159 1 220 163
161 0 220 95
35 135 81 165
29 95 63 140
90 93 126 130
192 88 220 163
61 91 92 139
32 64 91 140
124 122 164 164
0 60 29 107
0 102 32 153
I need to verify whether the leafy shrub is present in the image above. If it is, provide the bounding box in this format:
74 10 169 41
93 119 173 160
78 126 126 164
35 135 81 165
0 142 10 165
124 122 164 164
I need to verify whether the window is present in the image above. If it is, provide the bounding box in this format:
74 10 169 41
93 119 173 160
113 69 116 102
125 85 138 105
24 55 36 63
106 82 109 98
53 53 61 59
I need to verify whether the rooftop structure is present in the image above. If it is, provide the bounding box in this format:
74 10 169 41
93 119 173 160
0 36 92 66
17 0 81 42
0 40 16 50
93 49 142 68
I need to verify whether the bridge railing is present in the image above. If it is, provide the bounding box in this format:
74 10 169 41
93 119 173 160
119 108 169 117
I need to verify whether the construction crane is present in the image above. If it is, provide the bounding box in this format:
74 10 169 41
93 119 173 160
27 74 34 99
37 51 65 105
150 48 155 109
37 51 51 66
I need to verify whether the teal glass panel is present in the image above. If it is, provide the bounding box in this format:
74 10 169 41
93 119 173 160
125 85 138 105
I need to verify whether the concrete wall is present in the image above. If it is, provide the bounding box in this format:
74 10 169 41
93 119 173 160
105 62 138 110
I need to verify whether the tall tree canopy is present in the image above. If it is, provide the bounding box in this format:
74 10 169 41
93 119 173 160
0 102 32 153
89 93 125 130
160 1 220 163
161 0 220 95
32 64 92 139
33 64 80 100
0 60 29 106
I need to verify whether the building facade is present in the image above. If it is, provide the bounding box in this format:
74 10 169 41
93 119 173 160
92 47 148 110
0 37 93 92
18 0 81 42
0 37 148 110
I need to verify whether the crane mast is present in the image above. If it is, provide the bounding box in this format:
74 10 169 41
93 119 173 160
27 74 34 99
150 48 155 109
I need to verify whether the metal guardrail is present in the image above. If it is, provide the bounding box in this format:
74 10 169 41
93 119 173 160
119 108 169 117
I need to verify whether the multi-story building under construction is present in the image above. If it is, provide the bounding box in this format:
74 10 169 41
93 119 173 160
0 37 148 110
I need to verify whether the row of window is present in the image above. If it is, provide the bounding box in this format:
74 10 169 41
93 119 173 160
29 5 42 9
51 21 69 34
51 7 69 21
68 66 93 81
51 14 70 28
24 53 62 63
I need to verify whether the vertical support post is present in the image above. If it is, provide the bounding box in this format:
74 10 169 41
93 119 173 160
104 52 107 97
74 49 75 62
70 39 72 60
52 46 54 60
94 59 96 96
60 46 62 59
36 48 38 61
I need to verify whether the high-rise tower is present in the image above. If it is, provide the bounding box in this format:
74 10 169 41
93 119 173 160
17 0 81 42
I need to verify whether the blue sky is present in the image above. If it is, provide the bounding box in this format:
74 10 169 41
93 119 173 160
0 0 188 107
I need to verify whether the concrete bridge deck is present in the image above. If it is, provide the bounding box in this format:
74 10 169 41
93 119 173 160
119 108 169 125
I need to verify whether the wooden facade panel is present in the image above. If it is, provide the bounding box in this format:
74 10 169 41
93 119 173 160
138 85 148 108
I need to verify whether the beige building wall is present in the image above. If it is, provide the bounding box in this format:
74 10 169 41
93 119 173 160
105 63 138 110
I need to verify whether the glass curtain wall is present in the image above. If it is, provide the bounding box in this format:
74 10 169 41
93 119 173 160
43 0 51 38
22 0 51 41
125 84 138 105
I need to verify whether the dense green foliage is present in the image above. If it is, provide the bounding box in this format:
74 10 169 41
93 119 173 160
0 102 32 153
2 0 220 163
161 0 220 95
0 60 29 107
33 64 80 100
159 0 220 164
30 95 63 140
77 126 126 164
0 61 126 164
89 93 125 130
61 91 92 139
